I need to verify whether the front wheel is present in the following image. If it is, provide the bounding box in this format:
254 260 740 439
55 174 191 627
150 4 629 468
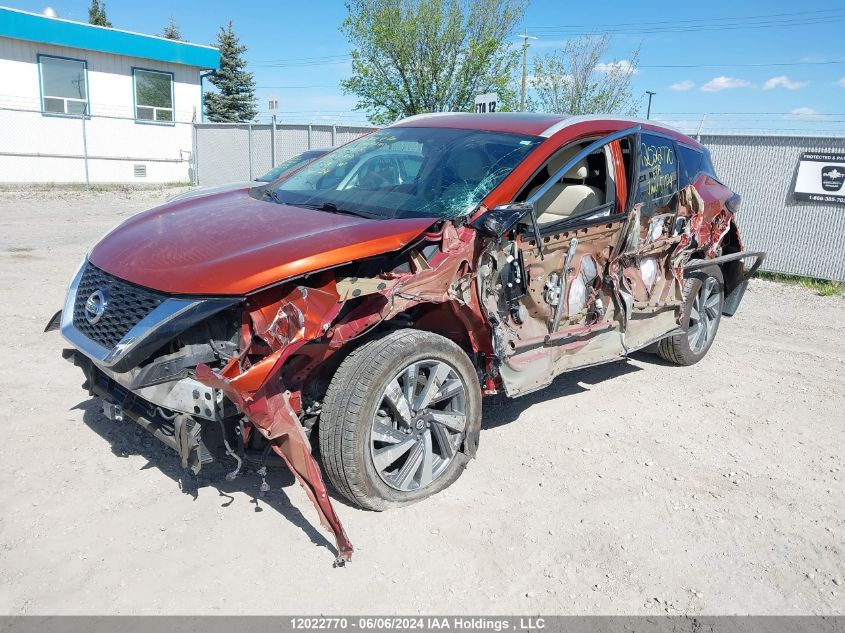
657 266 724 365
319 329 482 511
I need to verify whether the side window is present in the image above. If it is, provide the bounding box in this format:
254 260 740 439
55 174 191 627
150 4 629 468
398 154 423 180
517 137 623 226
637 134 678 215
133 69 174 123
39 55 88 115
677 144 717 188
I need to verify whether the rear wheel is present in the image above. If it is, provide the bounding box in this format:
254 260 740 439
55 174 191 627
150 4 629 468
319 329 482 511
657 266 724 365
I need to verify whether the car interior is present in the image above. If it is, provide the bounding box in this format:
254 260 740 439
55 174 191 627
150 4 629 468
440 146 489 201
517 140 618 227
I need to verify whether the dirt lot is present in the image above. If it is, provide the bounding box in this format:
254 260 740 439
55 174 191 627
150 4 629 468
0 190 843 615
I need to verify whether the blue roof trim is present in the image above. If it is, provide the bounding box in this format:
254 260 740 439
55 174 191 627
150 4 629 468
0 7 220 68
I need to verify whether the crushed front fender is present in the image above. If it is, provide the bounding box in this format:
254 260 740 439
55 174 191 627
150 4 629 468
196 280 353 564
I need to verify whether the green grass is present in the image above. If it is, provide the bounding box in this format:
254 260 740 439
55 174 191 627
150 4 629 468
758 271 843 296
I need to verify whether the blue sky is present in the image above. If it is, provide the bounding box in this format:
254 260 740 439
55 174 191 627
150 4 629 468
11 0 845 133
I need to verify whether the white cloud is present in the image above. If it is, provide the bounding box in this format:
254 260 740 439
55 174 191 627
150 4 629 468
595 60 638 75
670 80 695 91
785 107 835 122
700 76 753 92
763 75 808 90
838 77 845 87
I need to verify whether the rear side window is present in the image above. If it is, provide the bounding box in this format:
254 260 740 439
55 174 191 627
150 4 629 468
677 144 716 188
637 134 678 215
397 154 423 180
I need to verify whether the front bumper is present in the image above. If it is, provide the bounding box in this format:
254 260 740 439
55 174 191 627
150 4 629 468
56 260 244 422
55 260 245 471
53 260 355 563
65 349 221 473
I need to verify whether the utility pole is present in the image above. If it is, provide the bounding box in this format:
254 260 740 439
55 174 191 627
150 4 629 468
516 30 537 112
645 90 657 119
269 97 279 167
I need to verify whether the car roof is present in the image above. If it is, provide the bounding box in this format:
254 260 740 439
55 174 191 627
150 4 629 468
390 112 700 147
391 112 570 137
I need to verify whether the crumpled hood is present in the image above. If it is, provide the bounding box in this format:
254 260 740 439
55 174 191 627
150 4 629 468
88 189 435 295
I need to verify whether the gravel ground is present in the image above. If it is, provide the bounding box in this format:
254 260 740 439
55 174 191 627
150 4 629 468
0 190 843 615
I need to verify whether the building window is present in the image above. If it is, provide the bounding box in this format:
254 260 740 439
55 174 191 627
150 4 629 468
39 55 88 115
133 69 174 122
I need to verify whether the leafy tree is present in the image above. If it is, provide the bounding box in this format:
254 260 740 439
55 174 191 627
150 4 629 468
204 21 257 122
162 16 183 41
88 0 112 27
530 35 640 116
341 0 526 126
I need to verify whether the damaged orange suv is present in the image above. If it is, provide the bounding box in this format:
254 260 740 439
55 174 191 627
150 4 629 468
50 113 763 563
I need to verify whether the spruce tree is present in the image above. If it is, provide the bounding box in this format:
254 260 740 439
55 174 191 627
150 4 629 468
88 0 112 27
204 21 257 122
162 16 182 41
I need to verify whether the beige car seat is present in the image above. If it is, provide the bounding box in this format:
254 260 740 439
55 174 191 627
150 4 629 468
442 148 487 201
534 152 604 225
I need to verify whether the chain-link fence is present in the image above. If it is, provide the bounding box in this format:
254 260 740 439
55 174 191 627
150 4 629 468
700 133 845 281
0 105 195 185
193 122 376 186
194 123 845 281
2 107 843 280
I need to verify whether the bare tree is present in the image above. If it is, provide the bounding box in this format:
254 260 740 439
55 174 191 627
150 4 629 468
530 35 640 115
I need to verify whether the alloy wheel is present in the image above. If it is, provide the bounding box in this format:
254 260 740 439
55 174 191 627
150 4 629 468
687 276 721 354
369 360 467 492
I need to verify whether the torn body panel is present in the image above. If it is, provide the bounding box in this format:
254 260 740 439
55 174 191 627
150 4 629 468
478 218 627 396
193 223 488 562
476 132 758 398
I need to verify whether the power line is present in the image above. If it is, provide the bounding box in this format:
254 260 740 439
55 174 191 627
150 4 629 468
640 60 845 69
529 7 845 30
249 56 845 73
256 85 340 89
529 12 845 35
250 57 351 69
251 53 350 64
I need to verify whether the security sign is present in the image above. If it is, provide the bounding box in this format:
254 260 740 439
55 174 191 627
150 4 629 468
794 152 845 204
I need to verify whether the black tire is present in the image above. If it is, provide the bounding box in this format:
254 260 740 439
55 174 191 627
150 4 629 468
657 266 724 366
319 329 482 511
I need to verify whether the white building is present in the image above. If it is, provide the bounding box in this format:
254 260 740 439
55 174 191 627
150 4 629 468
0 6 219 183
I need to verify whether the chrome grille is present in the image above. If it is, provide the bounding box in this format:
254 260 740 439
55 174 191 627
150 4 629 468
72 263 166 349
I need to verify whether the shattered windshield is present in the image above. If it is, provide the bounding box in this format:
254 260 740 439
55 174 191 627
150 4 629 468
270 127 543 219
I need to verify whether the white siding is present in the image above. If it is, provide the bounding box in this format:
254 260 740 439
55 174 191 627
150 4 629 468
0 36 203 183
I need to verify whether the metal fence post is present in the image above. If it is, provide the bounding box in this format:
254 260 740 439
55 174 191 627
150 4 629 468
247 123 253 180
332 124 337 147
307 123 312 150
696 113 708 141
270 115 277 168
191 109 199 186
81 104 90 190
